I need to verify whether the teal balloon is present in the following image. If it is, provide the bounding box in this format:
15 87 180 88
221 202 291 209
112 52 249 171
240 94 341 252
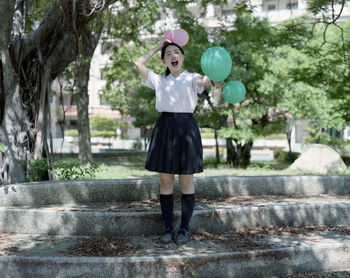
223 81 246 104
201 47 232 82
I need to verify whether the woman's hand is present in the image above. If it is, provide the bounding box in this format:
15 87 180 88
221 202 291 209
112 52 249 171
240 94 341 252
198 75 225 88
212 80 225 89
157 38 171 51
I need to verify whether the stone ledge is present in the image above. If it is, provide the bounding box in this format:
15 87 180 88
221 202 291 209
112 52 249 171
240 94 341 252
1 197 350 236
0 175 349 206
1 232 350 278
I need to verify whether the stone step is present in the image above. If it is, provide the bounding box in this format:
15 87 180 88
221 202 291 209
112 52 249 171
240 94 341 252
1 227 350 277
1 196 350 236
1 175 349 206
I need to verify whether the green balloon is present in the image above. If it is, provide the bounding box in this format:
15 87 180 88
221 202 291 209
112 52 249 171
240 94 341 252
201 47 232 82
223 81 246 104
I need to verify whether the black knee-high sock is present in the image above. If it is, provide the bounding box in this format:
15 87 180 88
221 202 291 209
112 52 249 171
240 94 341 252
160 194 174 231
180 193 195 231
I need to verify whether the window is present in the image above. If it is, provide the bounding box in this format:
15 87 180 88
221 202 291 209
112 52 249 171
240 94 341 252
267 4 276 10
286 2 298 10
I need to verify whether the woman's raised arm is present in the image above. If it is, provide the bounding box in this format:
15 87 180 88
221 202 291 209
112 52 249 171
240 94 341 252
134 41 165 80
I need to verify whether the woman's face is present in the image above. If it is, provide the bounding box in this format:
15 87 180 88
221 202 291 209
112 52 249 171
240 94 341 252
162 45 184 73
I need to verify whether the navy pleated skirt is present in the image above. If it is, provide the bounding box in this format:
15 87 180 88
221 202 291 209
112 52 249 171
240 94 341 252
145 112 203 174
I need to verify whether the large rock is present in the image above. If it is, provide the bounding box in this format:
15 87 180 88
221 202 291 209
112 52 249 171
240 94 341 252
290 144 347 174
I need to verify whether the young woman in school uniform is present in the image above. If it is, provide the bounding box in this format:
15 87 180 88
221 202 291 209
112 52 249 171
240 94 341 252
134 39 223 244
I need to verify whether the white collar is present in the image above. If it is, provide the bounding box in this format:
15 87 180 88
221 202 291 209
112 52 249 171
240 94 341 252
168 70 187 79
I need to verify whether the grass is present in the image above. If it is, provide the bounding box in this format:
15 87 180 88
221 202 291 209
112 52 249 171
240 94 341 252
53 152 350 180
92 153 159 179
200 129 287 140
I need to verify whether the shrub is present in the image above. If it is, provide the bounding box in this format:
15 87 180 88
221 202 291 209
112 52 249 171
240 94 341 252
65 129 79 137
90 116 118 131
21 158 52 182
303 132 350 156
64 129 116 138
341 156 350 166
273 150 300 164
132 140 143 150
55 160 100 180
90 130 116 138
203 155 225 167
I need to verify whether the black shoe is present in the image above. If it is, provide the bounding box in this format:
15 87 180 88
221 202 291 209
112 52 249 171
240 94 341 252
175 229 191 245
160 229 174 244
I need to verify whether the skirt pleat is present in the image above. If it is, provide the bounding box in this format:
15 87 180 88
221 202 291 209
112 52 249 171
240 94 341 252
145 112 203 174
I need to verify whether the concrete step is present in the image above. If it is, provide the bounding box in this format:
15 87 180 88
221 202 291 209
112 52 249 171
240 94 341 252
1 196 350 236
0 227 350 277
1 175 350 206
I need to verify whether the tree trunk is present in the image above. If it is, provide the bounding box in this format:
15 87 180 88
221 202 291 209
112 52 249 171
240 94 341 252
317 125 323 143
285 119 294 154
0 56 28 183
76 25 103 166
76 59 93 165
0 0 118 184
0 0 27 183
214 129 220 165
226 139 253 168
226 139 236 165
142 128 147 151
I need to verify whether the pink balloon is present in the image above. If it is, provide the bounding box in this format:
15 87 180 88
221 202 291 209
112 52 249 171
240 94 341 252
164 30 174 42
172 29 189 46
163 29 189 46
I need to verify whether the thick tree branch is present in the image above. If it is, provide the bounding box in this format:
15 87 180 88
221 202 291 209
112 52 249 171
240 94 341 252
0 0 15 47
13 0 118 72
0 61 4 124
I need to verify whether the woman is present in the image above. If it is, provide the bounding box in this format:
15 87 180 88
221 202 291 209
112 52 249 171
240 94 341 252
134 39 223 244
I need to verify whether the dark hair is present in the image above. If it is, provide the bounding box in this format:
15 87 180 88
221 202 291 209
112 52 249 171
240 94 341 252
161 42 184 76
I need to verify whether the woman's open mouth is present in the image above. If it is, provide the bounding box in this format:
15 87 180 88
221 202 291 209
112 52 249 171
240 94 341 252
171 61 178 67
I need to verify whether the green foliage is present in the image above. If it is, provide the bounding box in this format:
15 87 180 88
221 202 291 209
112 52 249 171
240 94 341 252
22 157 101 181
203 155 225 167
341 156 350 166
0 142 4 153
247 161 273 170
197 4 289 147
90 116 118 132
55 160 100 180
219 126 257 143
90 131 116 138
24 158 52 182
201 129 215 139
128 87 160 129
131 140 143 150
65 129 116 138
65 129 79 137
103 1 350 168
258 133 287 140
104 0 162 43
25 0 55 33
302 129 350 156
265 24 347 129
273 150 300 164
103 40 162 114
103 41 162 140
307 0 345 17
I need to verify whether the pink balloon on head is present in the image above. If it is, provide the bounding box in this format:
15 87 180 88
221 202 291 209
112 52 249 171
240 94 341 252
164 30 174 42
172 29 189 46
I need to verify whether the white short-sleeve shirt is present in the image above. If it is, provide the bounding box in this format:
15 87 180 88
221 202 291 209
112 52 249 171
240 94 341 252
141 69 204 113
